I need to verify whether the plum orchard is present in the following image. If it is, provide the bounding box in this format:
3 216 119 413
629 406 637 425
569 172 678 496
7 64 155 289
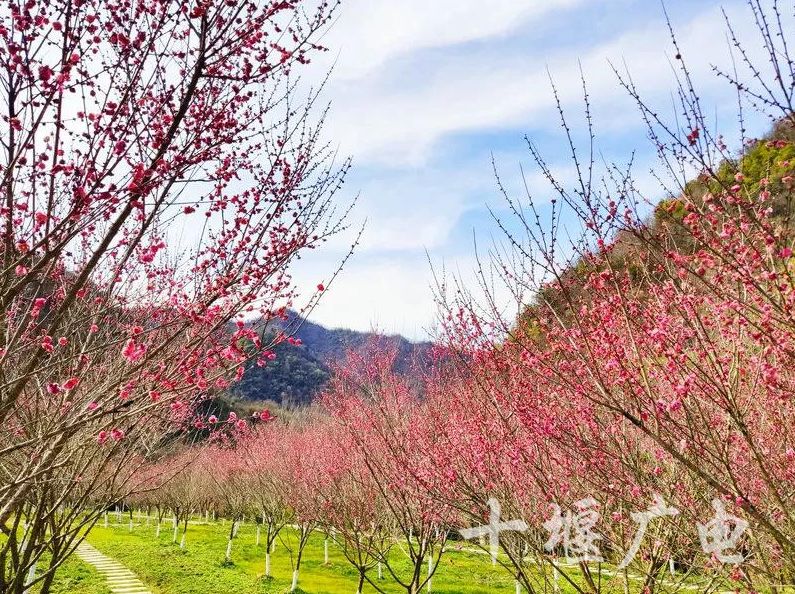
5 1 795 594
135 406 450 594
435 0 795 592
134 3 795 594
0 0 352 591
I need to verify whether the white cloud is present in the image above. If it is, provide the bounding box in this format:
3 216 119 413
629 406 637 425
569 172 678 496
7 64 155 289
350 163 492 251
322 0 585 81
292 0 782 338
293 253 439 340
322 0 756 167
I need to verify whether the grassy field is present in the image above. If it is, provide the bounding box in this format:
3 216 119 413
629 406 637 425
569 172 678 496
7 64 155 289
42 518 737 594
51 517 734 594
50 518 559 594
46 552 112 594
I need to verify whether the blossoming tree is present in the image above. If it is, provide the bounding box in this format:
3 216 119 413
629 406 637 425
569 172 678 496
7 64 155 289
0 0 351 590
437 1 795 591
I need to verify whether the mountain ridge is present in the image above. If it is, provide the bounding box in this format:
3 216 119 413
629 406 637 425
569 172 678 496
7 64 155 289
230 312 432 406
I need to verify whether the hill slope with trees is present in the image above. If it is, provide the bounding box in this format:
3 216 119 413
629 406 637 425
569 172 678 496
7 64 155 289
230 314 432 406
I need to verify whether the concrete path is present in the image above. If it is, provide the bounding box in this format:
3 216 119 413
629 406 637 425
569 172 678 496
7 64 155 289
76 542 152 594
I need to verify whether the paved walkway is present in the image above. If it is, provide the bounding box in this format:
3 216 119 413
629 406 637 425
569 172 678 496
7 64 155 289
76 542 152 594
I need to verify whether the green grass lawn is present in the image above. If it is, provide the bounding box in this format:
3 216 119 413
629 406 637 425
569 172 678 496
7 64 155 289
47 552 112 594
54 519 553 594
38 518 726 594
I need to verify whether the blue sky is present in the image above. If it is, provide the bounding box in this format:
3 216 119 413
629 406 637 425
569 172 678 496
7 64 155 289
291 0 772 340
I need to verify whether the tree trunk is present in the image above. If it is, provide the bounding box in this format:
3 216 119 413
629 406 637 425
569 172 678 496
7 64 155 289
181 517 189 549
225 519 237 562
38 566 55 594
292 540 305 592
356 571 365 594
22 559 36 594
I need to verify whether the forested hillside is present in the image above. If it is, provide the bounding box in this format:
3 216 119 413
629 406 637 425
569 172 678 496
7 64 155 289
229 313 432 405
518 118 795 335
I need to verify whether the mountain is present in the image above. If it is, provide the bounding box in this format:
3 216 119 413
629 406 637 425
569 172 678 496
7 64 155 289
229 313 433 407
